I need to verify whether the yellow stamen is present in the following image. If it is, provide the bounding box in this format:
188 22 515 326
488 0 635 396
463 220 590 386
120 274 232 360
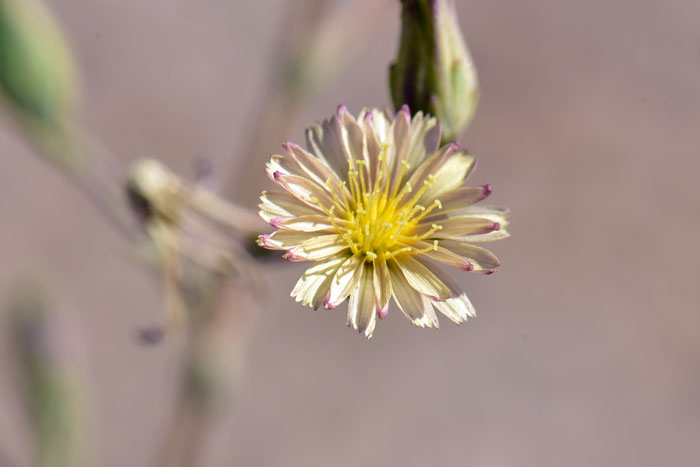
415 223 443 241
326 177 345 212
324 143 446 263
391 160 411 198
413 199 443 222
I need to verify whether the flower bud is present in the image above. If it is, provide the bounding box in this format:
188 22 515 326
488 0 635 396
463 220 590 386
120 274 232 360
389 0 478 142
0 0 77 125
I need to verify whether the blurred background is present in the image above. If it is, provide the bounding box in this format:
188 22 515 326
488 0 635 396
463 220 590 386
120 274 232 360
1 0 699 466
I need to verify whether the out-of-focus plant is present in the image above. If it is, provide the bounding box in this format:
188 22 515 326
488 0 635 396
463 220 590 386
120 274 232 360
0 4 264 465
9 282 87 467
390 0 478 142
158 281 254 467
0 0 84 170
126 158 264 337
0 0 75 123
0 0 139 240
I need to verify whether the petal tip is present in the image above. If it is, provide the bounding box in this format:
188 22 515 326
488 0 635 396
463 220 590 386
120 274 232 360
471 157 480 173
270 217 291 229
474 221 501 235
258 234 271 248
283 250 306 262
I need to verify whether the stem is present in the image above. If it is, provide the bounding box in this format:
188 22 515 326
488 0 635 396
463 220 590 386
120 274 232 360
8 282 87 467
157 278 253 467
20 117 142 242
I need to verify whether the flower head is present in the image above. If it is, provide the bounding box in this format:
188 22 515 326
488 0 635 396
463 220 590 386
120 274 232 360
259 105 508 338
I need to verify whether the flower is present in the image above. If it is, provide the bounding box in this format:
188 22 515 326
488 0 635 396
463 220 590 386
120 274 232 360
258 105 508 338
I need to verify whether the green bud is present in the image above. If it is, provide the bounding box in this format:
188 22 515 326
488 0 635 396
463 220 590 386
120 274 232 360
0 0 76 125
389 0 478 142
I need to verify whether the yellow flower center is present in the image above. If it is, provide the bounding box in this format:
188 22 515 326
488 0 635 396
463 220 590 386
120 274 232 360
317 145 443 262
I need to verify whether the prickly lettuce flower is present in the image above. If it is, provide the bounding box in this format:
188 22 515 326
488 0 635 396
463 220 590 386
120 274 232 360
259 105 508 338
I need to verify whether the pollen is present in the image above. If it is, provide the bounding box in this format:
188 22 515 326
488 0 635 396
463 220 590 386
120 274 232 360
314 144 443 262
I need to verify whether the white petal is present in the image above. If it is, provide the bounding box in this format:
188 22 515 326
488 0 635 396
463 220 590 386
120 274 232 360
347 262 377 338
417 258 476 323
395 255 451 300
326 255 363 308
373 256 392 310
388 260 439 328
341 110 366 165
461 206 510 216
455 206 510 227
366 108 392 141
418 150 476 204
411 240 473 271
418 216 500 238
386 106 412 193
425 185 492 215
291 255 347 308
404 111 442 169
265 154 304 180
284 142 348 197
273 214 349 232
432 293 476 324
287 234 349 262
436 240 501 271
305 105 352 182
258 230 319 250
259 190 321 222
444 207 510 242
458 229 511 243
402 143 459 202
425 206 509 229
357 109 382 185
273 173 335 210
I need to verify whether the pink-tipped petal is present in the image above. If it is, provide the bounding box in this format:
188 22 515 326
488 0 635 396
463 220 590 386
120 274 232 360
258 233 271 247
270 217 293 229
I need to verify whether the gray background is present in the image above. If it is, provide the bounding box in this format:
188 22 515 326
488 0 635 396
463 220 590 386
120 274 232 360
0 1 699 466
